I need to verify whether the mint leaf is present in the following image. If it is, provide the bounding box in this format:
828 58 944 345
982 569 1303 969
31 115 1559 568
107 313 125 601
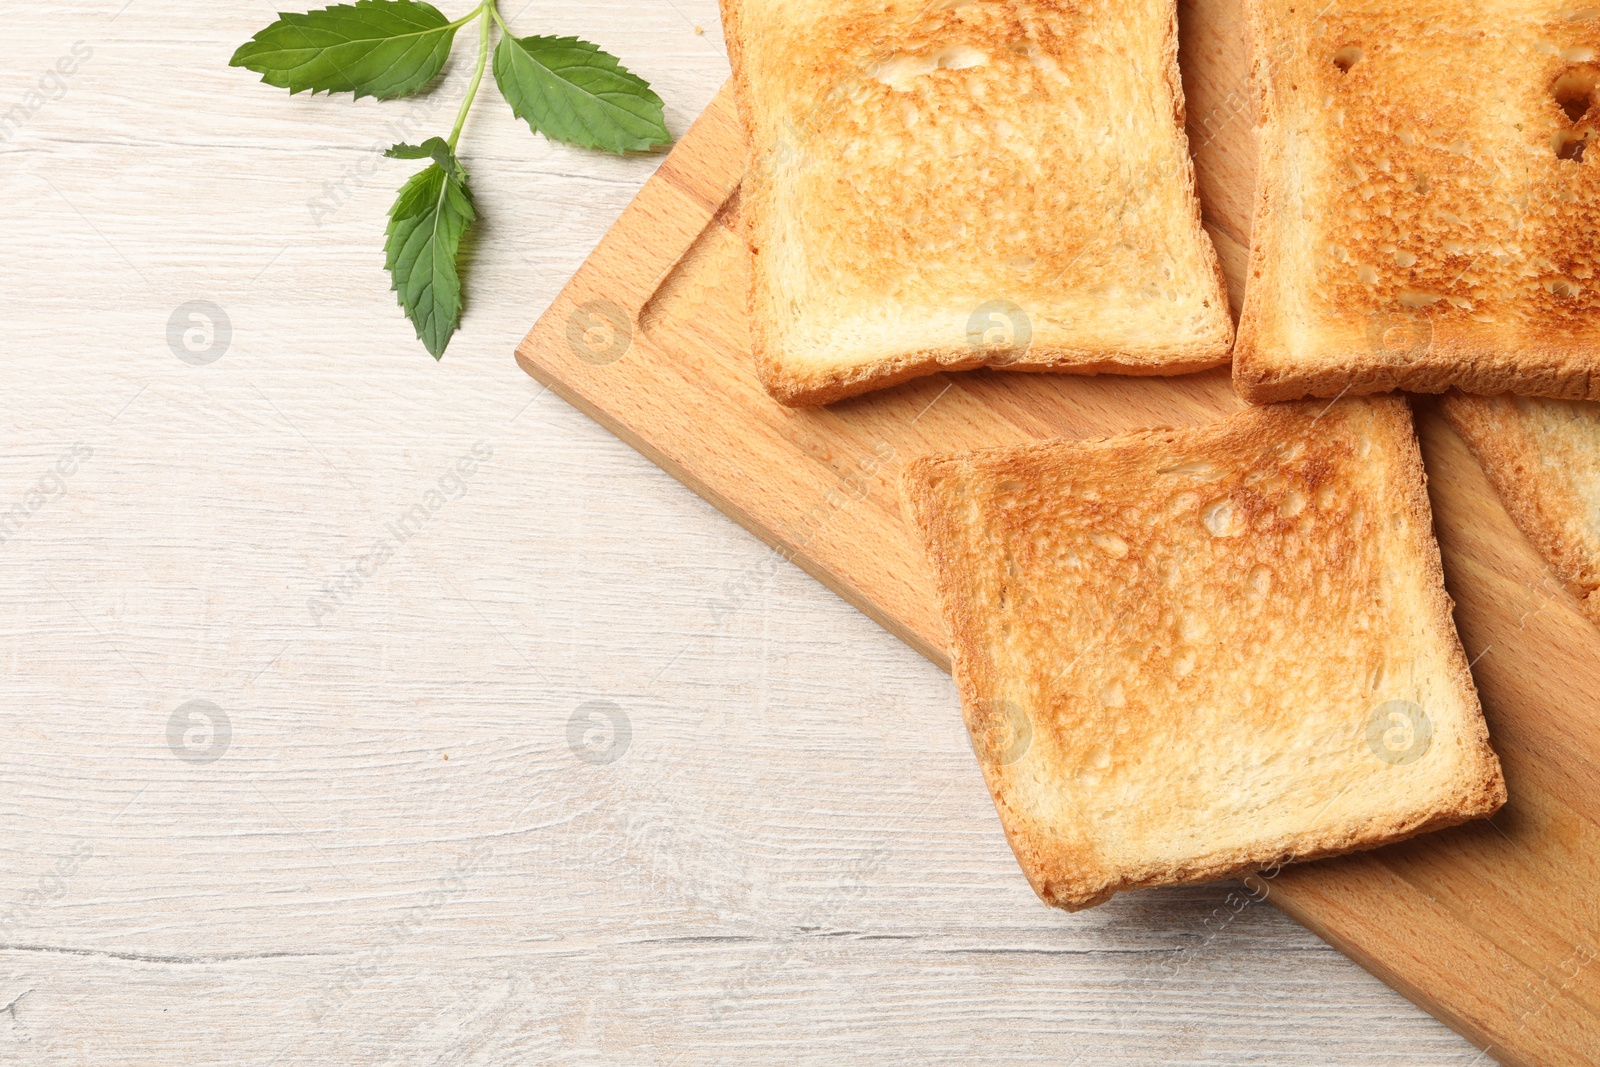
384 138 446 161
386 136 464 180
231 0 459 101
493 35 670 153
385 144 475 358
232 2 676 361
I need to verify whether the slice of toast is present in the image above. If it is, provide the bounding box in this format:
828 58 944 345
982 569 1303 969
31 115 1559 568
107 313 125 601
1236 2 1600 404
1440 391 1600 625
721 0 1234 407
902 396 1505 910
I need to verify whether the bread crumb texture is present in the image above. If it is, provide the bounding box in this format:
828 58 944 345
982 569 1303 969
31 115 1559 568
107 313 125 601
903 397 1505 909
724 0 1233 405
1238 1 1600 402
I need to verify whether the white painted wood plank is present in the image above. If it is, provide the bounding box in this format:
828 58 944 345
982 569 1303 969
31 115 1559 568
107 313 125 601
0 1 1483 1062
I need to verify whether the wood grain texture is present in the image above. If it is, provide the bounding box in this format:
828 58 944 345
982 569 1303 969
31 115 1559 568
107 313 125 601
514 4 1600 1066
0 0 1538 1063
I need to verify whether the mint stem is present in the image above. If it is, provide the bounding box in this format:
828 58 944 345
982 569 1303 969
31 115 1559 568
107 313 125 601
448 0 494 151
445 3 486 30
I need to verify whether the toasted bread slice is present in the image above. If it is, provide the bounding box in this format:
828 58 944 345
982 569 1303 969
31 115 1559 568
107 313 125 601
1441 391 1600 625
1236 2 1600 404
902 397 1505 910
721 0 1234 407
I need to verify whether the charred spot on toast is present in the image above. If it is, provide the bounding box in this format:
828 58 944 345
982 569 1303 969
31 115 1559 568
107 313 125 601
1332 45 1363 74
1552 65 1599 161
1552 64 1600 124
1555 129 1592 162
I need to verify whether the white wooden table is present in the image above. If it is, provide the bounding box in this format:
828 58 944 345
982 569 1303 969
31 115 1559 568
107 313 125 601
0 2 1488 1062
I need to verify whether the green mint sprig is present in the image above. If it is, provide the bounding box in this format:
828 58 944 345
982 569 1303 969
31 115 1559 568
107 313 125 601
231 0 671 358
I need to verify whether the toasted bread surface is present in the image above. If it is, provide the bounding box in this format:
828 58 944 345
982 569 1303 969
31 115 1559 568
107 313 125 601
1441 391 1600 625
721 0 1234 407
1237 2 1600 404
902 397 1505 910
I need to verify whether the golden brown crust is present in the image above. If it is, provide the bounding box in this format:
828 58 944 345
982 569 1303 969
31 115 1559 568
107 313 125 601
1236 346 1600 406
1231 0 1284 405
1236 0 1600 405
725 0 1234 408
1366 399 1509 832
766 348 1229 410
1439 391 1600 627
903 397 1505 910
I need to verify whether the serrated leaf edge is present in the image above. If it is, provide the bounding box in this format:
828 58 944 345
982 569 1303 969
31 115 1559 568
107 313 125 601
492 33 671 154
384 151 474 358
229 0 459 102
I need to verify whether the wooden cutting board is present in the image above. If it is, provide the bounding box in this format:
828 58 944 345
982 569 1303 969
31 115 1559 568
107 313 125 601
514 3 1600 1063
